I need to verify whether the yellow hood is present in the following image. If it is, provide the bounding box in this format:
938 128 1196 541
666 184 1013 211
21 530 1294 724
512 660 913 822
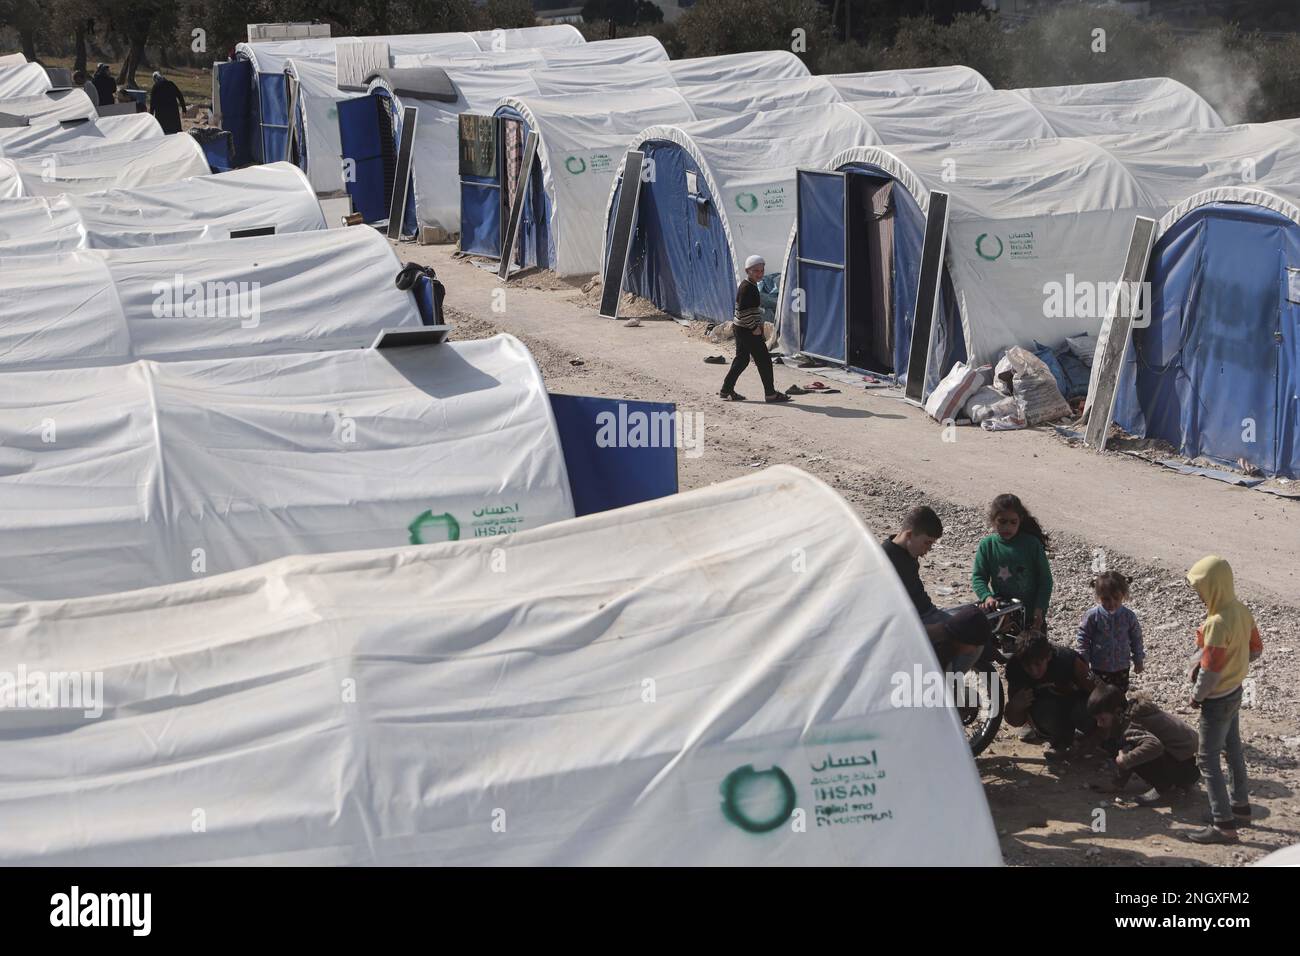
1187 555 1235 614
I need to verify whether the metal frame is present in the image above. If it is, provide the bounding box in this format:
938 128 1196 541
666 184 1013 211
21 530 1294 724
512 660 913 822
1085 215 1158 452
498 129 538 279
904 191 950 404
385 105 418 241
599 151 645 319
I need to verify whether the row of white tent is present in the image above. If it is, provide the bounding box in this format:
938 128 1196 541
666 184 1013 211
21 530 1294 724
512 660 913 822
470 75 1215 279
0 58 55 99
0 48 1001 864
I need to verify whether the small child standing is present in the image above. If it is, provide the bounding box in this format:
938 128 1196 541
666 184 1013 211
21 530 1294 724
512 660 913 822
1076 571 1145 690
971 493 1054 632
1185 555 1264 846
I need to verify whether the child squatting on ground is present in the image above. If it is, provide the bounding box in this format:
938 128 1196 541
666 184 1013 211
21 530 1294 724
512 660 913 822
1088 683 1199 807
1185 555 1264 845
1076 571 1145 690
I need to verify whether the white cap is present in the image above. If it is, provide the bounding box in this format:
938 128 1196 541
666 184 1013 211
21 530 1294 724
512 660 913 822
744 254 765 269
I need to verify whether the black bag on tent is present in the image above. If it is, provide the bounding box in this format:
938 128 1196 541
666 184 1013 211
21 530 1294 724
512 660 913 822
188 127 234 173
395 263 446 326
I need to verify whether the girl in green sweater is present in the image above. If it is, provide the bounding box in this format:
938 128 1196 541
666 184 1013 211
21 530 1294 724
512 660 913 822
972 493 1054 632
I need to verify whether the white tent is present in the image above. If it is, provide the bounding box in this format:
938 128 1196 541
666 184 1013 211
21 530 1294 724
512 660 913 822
0 227 424 373
824 64 990 98
0 133 210 198
1011 76 1222 136
0 53 26 67
0 335 575 602
0 162 327 256
0 465 1001 866
521 50 811 97
294 37 667 197
784 123 1300 374
0 61 51 98
0 113 161 158
0 88 96 124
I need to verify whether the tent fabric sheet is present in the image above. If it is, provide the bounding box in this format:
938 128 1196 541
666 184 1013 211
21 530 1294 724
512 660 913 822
782 123 1300 371
0 465 1000 866
0 227 422 372
0 335 575 602
824 65 990 98
394 35 665 72
0 113 162 158
1012 77 1223 136
0 88 96 124
0 133 210 198
0 53 26 67
0 162 326 256
0 61 51 98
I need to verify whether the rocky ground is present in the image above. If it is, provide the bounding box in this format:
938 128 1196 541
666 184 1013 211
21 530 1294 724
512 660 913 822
417 245 1300 866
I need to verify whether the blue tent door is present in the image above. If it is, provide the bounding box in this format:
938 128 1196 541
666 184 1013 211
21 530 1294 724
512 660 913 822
796 169 847 363
215 60 253 167
338 95 389 223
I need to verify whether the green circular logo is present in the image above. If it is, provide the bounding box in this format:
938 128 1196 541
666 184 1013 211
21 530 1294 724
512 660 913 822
564 155 586 175
408 511 460 545
720 764 796 833
735 191 759 213
975 233 1004 261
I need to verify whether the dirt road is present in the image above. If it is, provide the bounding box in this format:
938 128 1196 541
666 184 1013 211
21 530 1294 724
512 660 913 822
405 242 1300 865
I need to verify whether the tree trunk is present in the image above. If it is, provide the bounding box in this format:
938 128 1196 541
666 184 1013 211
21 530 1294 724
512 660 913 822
75 22 88 74
20 28 36 62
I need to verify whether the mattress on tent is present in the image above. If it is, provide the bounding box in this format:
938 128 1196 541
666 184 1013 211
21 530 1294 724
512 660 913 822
0 88 96 124
0 335 575 602
0 133 211 198
0 227 423 372
0 465 1001 867
0 61 51 98
0 112 162 158
0 161 327 255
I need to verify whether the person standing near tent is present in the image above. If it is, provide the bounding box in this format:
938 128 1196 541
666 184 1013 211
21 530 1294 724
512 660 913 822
720 255 791 404
92 64 116 107
149 71 186 135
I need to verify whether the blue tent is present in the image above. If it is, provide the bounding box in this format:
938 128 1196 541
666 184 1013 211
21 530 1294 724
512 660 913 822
1113 192 1300 478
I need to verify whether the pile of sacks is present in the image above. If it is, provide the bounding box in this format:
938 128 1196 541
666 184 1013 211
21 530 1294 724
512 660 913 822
924 346 1074 431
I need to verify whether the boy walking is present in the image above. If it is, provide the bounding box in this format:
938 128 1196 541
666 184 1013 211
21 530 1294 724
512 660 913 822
1185 555 1263 845
719 255 790 404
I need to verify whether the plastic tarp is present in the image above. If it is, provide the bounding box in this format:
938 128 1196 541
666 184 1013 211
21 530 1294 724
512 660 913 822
0 335 575 602
0 162 326 256
0 113 162 158
0 88 96 124
0 61 51 98
0 227 422 372
787 123 1300 370
0 465 1000 866
0 133 210 198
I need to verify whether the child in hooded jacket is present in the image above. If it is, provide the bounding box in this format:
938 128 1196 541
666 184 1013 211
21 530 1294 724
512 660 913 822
1185 555 1263 845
